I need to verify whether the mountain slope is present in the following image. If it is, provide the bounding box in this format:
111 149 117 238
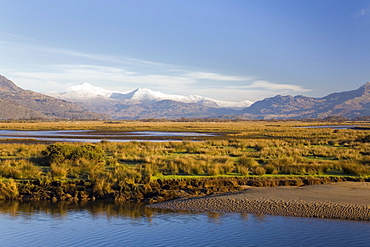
241 82 370 119
0 98 47 120
0 75 23 93
0 76 109 120
110 100 240 119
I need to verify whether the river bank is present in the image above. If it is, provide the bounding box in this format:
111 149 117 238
1 176 368 204
149 182 370 221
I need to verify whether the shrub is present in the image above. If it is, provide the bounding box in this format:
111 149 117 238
238 156 258 168
265 164 277 174
238 166 249 176
112 166 143 184
50 163 68 180
70 144 105 161
41 144 75 165
208 165 221 176
254 166 266 176
41 144 105 165
218 162 234 175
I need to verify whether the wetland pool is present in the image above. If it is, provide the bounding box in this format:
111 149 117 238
0 130 215 143
297 125 370 129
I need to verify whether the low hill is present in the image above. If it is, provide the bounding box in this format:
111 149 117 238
0 75 109 120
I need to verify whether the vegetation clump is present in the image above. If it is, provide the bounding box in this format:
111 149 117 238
41 143 105 165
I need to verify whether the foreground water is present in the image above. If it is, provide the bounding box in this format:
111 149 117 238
0 201 369 246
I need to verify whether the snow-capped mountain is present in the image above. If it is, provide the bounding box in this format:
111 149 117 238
47 82 253 109
47 82 124 100
44 82 254 119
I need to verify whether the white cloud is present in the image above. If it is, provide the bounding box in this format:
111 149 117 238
248 80 311 93
0 35 184 76
0 36 310 102
160 80 311 102
186 72 253 81
10 64 196 92
8 65 311 102
196 80 312 101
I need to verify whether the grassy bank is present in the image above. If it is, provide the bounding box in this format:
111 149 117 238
0 120 369 200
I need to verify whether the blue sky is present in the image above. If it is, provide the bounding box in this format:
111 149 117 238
0 0 369 102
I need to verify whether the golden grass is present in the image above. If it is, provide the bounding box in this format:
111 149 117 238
2 119 365 132
0 120 369 185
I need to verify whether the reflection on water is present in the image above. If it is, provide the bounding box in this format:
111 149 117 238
0 200 153 219
0 201 370 247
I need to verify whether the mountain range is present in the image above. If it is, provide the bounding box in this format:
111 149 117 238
46 82 253 119
240 82 370 119
0 74 369 120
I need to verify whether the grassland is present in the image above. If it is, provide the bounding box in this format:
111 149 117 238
0 120 369 200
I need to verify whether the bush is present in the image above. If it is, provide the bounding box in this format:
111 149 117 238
70 144 105 161
41 144 105 165
254 167 266 176
238 166 249 176
50 163 68 180
41 144 74 165
238 156 258 168
265 164 277 174
208 165 221 176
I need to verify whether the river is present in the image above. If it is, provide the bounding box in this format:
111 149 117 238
0 201 369 246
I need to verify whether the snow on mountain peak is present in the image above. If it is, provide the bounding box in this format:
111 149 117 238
130 88 171 101
58 82 116 99
46 82 253 109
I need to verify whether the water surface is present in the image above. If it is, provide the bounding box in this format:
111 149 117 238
0 130 214 143
0 201 369 246
297 125 369 129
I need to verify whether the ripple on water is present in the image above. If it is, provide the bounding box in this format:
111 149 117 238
0 203 370 247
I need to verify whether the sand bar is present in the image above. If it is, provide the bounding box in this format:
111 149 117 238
149 182 370 221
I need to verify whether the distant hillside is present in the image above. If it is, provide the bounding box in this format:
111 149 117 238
240 82 370 119
0 98 46 120
46 82 249 119
76 98 239 119
0 75 109 120
1 74 370 120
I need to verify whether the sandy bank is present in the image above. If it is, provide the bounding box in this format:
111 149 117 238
149 182 370 221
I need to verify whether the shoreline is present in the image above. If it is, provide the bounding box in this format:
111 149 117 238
148 182 370 221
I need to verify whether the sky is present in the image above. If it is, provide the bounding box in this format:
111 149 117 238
0 0 370 102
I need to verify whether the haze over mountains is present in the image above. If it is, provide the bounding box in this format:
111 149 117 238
0 74 370 120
